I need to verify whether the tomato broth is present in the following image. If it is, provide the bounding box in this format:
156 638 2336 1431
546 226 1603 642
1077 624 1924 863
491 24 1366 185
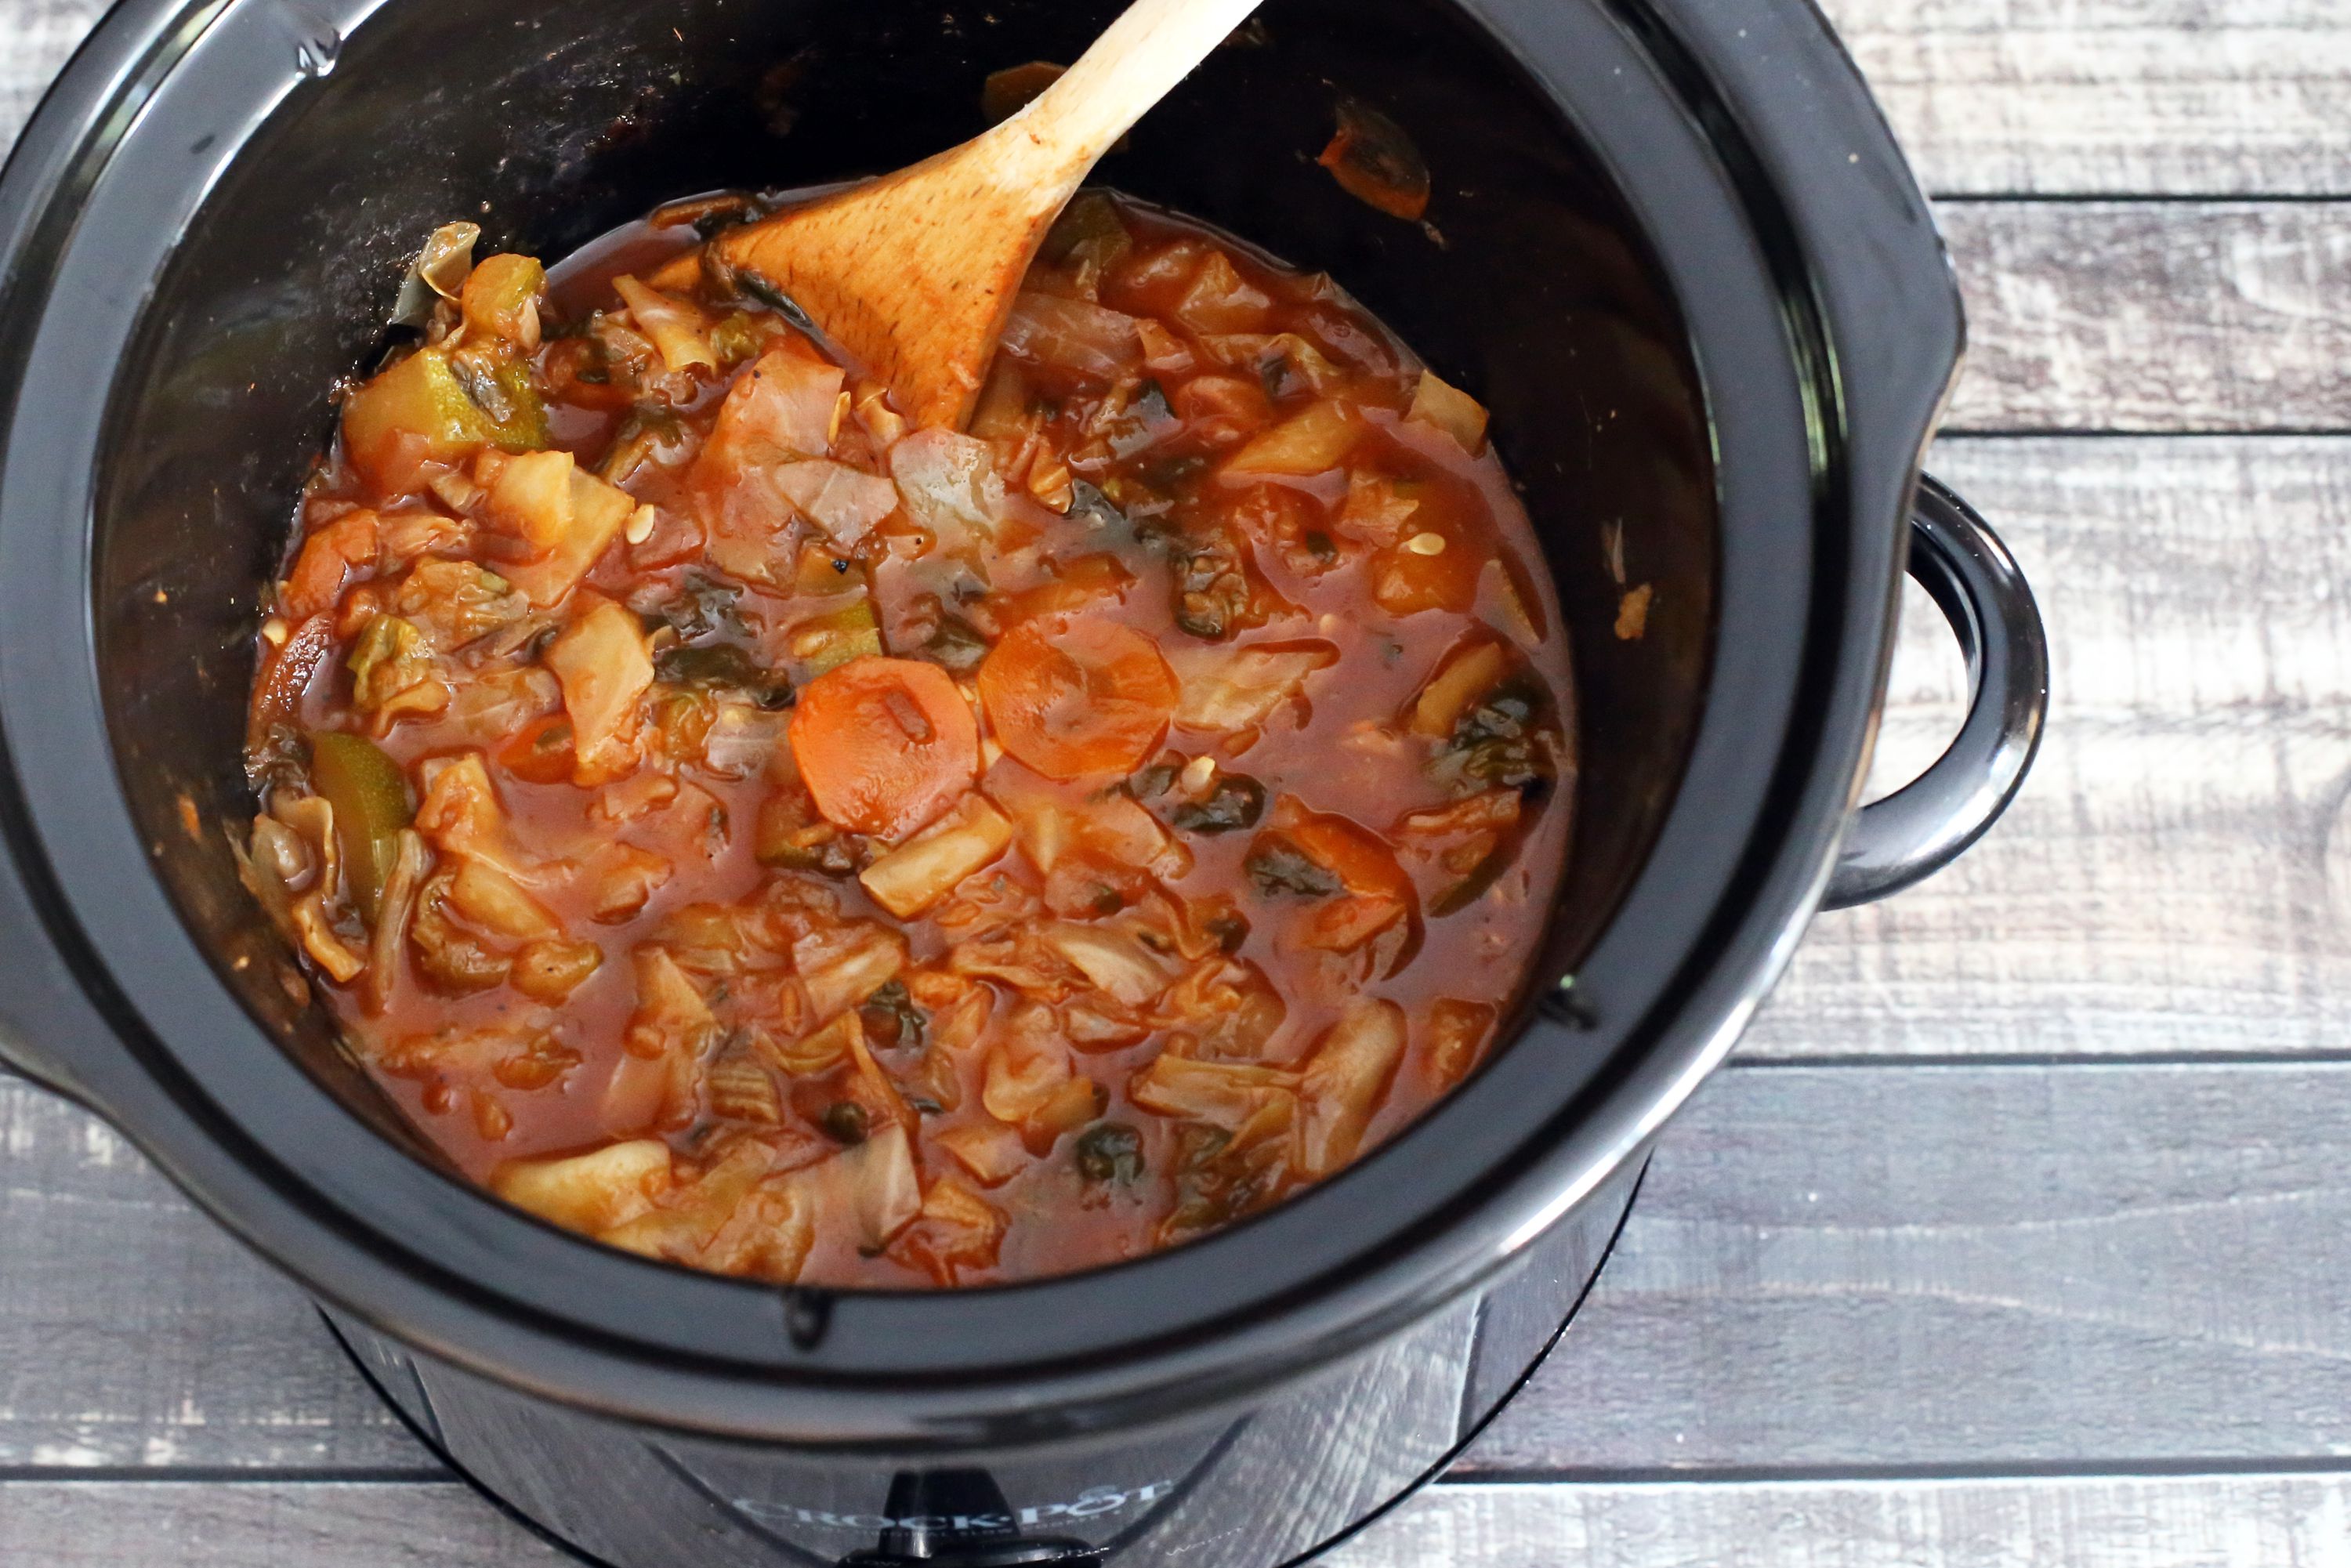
241 191 1576 1287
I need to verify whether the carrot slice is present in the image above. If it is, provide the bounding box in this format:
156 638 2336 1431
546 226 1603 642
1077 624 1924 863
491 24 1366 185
978 615 1179 782
789 657 980 839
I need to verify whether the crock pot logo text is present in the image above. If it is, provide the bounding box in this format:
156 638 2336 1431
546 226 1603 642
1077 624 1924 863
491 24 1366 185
734 1482 1174 1534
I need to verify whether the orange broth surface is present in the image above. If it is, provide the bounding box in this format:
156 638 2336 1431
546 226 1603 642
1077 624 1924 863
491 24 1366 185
241 192 1576 1287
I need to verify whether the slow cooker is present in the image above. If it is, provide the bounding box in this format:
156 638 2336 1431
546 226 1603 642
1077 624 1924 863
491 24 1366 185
0 0 2047 1562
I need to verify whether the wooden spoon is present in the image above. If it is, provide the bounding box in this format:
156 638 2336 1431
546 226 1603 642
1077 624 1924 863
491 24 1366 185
710 0 1266 430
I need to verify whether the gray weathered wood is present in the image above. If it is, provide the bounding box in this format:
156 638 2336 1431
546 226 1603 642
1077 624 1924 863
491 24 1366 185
1750 435 2351 1059
0 0 98 151
1821 0 2351 197
0 1480 556 1566
0 1079 433 1469
1940 205 2351 433
5 0 2348 199
1465 1062 2351 1472
10 1061 2351 1476
1345 1476 2351 1566
6 1474 2350 1566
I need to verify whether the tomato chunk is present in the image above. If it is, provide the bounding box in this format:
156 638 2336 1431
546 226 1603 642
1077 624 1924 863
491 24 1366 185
790 657 980 840
977 616 1179 781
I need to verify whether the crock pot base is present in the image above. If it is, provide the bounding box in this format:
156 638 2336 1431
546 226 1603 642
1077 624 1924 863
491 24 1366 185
320 1156 1644 1568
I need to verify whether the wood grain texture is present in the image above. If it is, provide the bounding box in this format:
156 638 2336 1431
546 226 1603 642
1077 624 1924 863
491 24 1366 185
0 0 98 150
9 1062 2351 1476
1343 1476 2351 1567
1747 435 2351 1059
7 1474 2351 1566
1820 0 2351 197
0 1080 433 1470
1466 1063 2351 1472
1940 205 2351 433
0 1481 556 1566
714 0 1266 428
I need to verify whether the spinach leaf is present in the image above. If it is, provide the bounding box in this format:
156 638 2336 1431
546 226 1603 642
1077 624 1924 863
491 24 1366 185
1074 1122 1145 1185
1171 773 1266 835
1245 836 1342 898
654 641 794 710
923 614 991 675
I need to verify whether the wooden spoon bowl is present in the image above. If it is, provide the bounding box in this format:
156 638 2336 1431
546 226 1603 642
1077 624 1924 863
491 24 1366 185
711 0 1266 429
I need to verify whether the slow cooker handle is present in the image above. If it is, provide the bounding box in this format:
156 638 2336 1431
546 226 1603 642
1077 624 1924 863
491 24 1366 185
1824 475 2049 910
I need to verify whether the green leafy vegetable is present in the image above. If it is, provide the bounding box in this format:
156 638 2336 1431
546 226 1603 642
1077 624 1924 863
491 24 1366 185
310 731 413 921
1174 530 1253 639
1244 836 1343 898
654 641 793 709
1123 761 1179 801
1074 1122 1145 1185
1164 1124 1278 1240
923 614 992 675
1440 675 1550 792
648 570 748 642
1170 773 1266 835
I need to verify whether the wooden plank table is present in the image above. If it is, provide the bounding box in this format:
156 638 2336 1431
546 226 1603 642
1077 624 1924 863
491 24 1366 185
6 0 2351 1560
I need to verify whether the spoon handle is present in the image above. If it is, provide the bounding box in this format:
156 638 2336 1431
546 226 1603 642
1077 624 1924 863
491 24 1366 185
991 0 1267 188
